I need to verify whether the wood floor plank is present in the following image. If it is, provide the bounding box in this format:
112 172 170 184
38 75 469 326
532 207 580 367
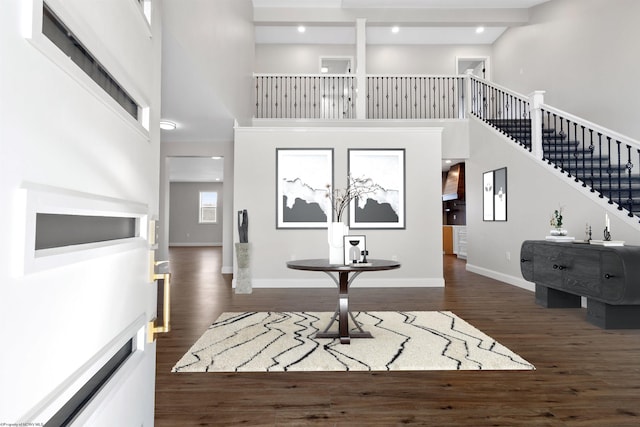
154 247 640 426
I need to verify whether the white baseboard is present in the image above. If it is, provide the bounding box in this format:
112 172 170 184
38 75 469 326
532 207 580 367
169 242 222 247
465 264 589 307
231 277 445 289
465 263 535 292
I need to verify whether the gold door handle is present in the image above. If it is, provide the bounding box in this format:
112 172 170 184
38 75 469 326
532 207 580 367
148 258 171 342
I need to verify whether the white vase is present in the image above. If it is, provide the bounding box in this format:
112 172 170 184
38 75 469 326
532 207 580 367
328 221 348 264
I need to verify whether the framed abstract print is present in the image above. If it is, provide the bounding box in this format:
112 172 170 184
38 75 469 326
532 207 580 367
347 149 405 229
483 167 507 221
276 148 333 229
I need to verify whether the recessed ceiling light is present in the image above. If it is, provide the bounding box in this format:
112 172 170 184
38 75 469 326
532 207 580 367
159 120 176 130
476 26 485 34
391 26 400 34
320 66 329 73
297 25 306 33
210 156 223 160
445 160 452 164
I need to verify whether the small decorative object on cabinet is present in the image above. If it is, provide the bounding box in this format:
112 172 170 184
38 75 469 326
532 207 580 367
590 213 624 245
545 206 574 241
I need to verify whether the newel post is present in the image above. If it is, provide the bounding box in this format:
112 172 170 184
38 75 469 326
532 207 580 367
464 70 474 118
529 90 546 159
355 18 367 120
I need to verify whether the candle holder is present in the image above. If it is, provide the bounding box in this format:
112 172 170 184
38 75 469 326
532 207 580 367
585 223 592 241
604 227 611 241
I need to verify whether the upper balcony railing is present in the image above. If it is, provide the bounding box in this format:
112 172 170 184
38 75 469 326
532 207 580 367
254 73 465 120
366 75 465 119
254 74 356 119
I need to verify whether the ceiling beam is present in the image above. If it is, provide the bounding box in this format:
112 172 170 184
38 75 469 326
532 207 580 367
253 7 530 26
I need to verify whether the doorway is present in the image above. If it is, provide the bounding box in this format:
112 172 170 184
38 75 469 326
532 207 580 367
319 56 353 74
167 156 224 247
456 56 490 79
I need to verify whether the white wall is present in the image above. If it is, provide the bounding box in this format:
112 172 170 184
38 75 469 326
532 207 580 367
367 45 492 75
234 126 444 288
162 0 255 127
493 0 640 140
255 43 492 75
465 117 640 289
169 182 224 246
255 44 356 74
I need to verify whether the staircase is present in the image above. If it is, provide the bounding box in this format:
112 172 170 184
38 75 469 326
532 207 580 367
487 118 640 219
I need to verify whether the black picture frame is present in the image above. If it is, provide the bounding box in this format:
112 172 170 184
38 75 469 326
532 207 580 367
276 148 333 229
483 167 507 221
347 148 406 229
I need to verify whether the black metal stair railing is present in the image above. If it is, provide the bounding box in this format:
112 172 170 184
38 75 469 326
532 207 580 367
540 107 640 219
470 76 640 220
469 77 532 150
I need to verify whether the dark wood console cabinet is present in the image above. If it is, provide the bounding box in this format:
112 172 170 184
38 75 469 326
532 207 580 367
520 240 640 329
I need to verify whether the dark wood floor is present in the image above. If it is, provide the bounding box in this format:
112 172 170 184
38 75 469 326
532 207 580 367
155 247 640 426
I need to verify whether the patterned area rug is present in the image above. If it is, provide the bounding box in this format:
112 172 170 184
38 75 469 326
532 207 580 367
172 311 535 372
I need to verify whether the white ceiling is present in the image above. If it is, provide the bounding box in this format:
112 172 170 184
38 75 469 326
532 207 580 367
160 0 550 177
253 0 548 8
253 0 550 45
255 25 509 45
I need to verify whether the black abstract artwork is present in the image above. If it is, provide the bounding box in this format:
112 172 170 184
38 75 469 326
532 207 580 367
348 149 405 229
483 167 507 222
276 148 333 229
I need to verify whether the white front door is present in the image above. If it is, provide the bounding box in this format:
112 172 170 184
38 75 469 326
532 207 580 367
0 0 161 424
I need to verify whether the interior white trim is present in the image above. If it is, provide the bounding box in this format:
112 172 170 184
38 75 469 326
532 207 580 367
125 0 152 35
23 0 150 140
465 263 534 292
19 314 147 424
169 242 223 247
233 277 445 288
13 183 149 276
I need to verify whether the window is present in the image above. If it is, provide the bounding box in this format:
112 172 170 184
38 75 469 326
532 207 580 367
199 192 218 224
135 0 152 25
42 3 140 120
